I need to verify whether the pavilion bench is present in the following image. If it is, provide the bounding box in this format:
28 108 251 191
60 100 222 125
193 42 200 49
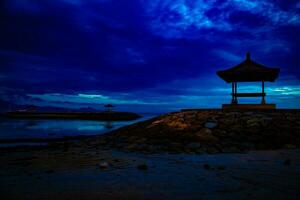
232 92 266 97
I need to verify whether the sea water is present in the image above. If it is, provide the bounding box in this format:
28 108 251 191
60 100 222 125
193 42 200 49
0 114 156 146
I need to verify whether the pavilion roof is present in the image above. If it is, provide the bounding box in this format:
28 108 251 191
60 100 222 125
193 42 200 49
104 104 114 108
217 53 280 83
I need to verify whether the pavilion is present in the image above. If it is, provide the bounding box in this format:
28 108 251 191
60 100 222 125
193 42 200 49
104 104 115 112
217 52 280 110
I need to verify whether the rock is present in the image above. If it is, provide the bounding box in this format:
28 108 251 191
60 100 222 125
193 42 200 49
244 111 254 115
195 128 218 144
240 143 255 150
126 144 138 151
225 112 241 118
284 144 296 149
167 120 189 130
151 119 164 125
136 138 147 143
222 146 240 153
204 122 218 129
217 165 226 170
213 130 227 137
263 117 273 121
198 128 212 134
203 163 211 170
246 118 263 127
186 142 201 150
206 147 219 154
144 145 159 153
195 148 205 154
168 143 183 152
112 158 120 162
137 164 148 170
284 158 291 166
99 162 109 169
45 170 54 174
253 114 265 118
98 139 108 145
228 124 241 133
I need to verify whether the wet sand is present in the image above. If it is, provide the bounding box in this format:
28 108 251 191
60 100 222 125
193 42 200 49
0 146 299 200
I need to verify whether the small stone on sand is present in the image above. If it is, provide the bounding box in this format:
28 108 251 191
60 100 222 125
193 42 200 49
99 162 109 169
137 164 148 170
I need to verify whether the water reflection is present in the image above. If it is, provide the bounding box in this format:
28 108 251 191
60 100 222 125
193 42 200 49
0 115 154 140
104 121 114 129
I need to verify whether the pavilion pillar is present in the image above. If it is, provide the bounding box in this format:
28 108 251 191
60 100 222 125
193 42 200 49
261 81 266 104
234 82 238 104
231 82 235 104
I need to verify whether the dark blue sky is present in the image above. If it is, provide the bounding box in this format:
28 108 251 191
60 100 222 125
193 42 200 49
1 0 300 112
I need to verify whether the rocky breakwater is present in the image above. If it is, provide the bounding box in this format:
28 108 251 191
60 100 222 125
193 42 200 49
90 110 300 154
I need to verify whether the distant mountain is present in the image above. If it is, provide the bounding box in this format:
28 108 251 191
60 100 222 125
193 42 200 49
0 99 99 113
0 101 99 113
35 106 98 112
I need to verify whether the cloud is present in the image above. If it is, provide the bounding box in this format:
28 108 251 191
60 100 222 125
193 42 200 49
227 0 300 26
126 48 146 64
143 0 300 39
4 0 42 13
1 0 300 110
270 86 300 96
77 94 109 99
143 0 231 38
28 93 167 106
213 50 242 63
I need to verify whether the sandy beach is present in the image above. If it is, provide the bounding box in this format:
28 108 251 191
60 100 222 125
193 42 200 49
0 145 299 200
1 110 300 200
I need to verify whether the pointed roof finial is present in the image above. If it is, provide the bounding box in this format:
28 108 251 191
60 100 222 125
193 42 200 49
246 52 251 60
